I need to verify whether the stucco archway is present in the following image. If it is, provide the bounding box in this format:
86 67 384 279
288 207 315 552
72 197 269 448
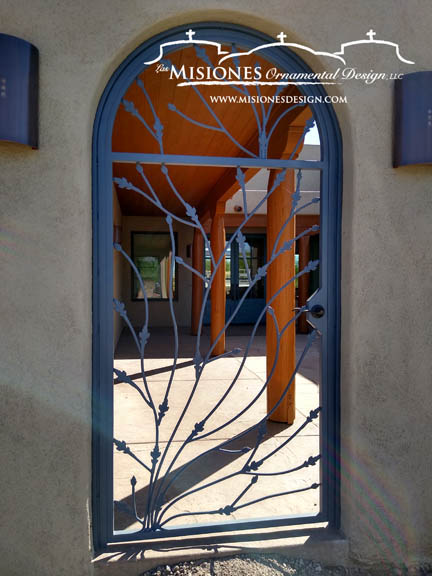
92 22 342 549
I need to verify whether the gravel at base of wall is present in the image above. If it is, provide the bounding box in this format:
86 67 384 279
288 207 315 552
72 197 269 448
140 554 432 576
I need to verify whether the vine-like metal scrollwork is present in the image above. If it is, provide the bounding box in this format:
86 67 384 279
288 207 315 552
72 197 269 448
112 45 321 532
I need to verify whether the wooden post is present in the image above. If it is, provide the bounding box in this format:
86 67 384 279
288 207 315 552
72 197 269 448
297 234 311 334
266 124 307 424
266 168 296 423
210 202 226 356
191 229 204 335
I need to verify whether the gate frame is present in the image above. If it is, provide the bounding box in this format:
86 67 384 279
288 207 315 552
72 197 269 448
92 21 342 551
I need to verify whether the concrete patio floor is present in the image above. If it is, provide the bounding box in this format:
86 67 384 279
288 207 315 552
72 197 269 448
113 326 321 535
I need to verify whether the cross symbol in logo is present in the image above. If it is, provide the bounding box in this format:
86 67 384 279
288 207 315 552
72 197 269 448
186 29 196 42
366 29 376 41
277 32 288 43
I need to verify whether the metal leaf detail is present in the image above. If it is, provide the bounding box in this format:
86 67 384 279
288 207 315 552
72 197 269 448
151 447 161 465
114 176 132 189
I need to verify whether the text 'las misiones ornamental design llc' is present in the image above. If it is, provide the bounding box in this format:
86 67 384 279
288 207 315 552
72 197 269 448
146 29 415 87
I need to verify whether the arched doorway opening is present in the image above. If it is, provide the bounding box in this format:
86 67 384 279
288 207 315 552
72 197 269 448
93 22 342 548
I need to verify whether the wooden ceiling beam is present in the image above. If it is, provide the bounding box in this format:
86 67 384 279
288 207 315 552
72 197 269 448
198 93 312 224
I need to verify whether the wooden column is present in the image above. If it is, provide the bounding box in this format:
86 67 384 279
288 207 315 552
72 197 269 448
266 123 308 424
266 168 297 423
210 202 226 356
191 229 204 335
297 235 311 334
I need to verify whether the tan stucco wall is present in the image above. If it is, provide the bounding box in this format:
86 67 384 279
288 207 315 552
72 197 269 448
1 1 432 574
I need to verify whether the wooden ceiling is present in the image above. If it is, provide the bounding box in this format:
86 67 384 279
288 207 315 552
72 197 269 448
112 45 309 218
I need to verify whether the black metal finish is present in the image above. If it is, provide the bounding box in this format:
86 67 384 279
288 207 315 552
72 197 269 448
394 71 432 167
0 34 38 148
310 304 325 319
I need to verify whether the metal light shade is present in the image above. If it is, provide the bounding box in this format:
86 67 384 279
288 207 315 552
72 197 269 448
393 71 432 167
0 33 38 148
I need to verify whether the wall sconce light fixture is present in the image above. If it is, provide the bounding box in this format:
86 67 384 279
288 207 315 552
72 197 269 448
0 33 38 148
394 71 432 167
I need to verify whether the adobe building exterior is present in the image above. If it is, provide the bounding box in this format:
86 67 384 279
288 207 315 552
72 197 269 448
1 1 432 575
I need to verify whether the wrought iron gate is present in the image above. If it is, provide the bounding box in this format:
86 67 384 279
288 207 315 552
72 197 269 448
93 23 341 548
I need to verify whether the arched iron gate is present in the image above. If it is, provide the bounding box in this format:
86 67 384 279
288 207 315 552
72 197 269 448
92 23 341 549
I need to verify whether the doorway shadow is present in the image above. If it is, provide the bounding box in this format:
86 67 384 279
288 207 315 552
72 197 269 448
114 326 320 385
114 325 267 360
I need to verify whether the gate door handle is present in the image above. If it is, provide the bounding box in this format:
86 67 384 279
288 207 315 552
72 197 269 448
310 304 325 318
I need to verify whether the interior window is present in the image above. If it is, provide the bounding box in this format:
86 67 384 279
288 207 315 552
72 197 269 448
131 232 177 300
